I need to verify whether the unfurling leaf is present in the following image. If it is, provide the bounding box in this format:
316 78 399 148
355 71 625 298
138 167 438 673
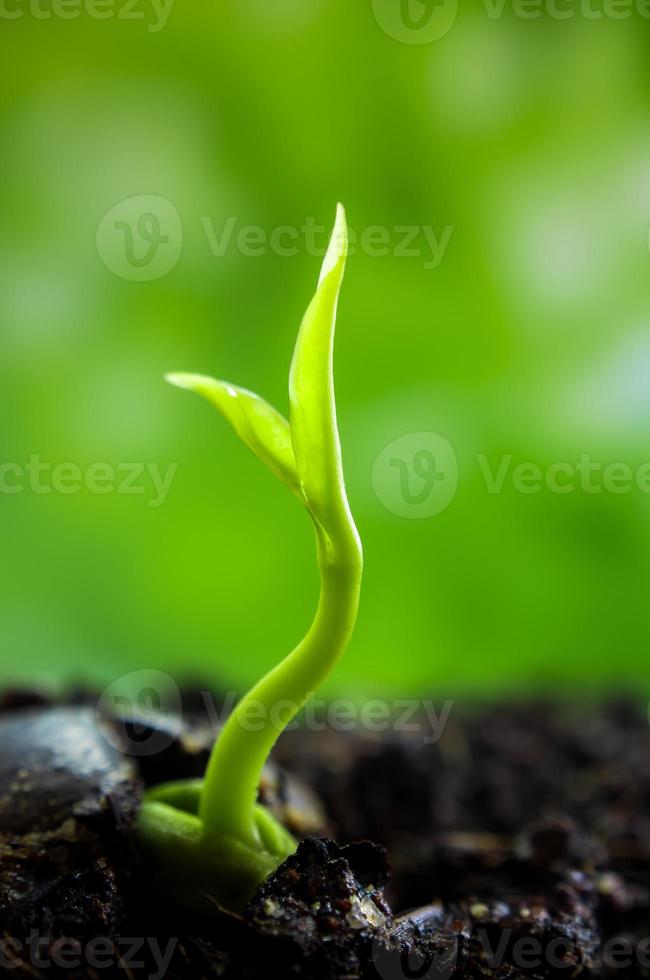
288 202 349 526
166 373 300 497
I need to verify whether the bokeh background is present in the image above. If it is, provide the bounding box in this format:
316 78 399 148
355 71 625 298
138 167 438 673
1 0 649 700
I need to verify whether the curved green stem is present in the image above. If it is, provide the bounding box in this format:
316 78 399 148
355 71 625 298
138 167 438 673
200 519 362 848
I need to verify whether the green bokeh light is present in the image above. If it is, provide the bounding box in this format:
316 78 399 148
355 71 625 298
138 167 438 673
1 3 649 698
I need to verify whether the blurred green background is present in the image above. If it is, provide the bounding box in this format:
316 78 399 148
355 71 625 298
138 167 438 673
1 0 649 700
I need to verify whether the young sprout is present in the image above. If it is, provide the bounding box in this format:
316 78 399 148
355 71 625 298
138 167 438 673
136 205 363 912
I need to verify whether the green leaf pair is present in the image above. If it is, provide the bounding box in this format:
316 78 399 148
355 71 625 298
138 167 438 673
166 201 349 529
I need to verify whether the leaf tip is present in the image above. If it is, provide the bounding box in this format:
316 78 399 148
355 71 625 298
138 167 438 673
318 203 348 286
165 372 202 391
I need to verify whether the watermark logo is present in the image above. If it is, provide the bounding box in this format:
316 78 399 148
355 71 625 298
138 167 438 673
484 0 650 19
96 206 453 274
0 0 175 30
477 453 650 496
373 438 650 520
0 456 177 507
96 195 182 282
202 216 453 270
371 0 458 43
229 696 454 744
97 680 453 756
373 432 458 519
97 669 182 756
372 916 459 980
0 932 177 980
372 0 650 40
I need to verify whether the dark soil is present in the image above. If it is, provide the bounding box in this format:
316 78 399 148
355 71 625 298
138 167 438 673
0 688 649 979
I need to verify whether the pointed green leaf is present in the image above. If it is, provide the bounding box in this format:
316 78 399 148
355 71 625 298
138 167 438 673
166 373 300 495
288 203 349 523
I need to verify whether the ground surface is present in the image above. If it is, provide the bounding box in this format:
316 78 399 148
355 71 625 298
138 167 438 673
0 690 648 979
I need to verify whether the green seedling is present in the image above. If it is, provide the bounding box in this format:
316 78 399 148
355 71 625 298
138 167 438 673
136 205 363 912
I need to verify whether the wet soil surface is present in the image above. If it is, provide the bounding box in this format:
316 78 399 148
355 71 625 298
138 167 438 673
0 689 649 978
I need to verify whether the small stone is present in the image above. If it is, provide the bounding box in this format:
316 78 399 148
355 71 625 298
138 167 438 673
469 903 489 919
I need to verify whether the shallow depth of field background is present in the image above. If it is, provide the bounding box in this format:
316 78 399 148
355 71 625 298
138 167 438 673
1 1 649 699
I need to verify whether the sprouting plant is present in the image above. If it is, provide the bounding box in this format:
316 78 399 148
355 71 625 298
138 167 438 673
136 205 363 912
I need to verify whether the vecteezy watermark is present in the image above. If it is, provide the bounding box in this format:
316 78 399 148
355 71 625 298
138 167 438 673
96 196 453 283
0 0 174 31
210 695 455 745
371 0 650 45
372 907 459 980
371 0 459 44
201 216 453 271
0 456 178 507
373 434 650 520
477 453 650 496
0 932 177 979
97 670 455 753
97 669 183 756
373 433 459 519
473 926 650 973
96 195 183 282
373 921 650 978
483 0 650 19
